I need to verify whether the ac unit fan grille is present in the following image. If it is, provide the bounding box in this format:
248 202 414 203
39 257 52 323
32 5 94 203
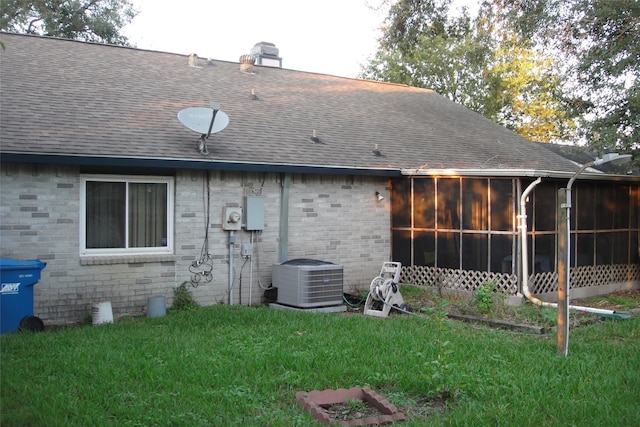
301 269 343 304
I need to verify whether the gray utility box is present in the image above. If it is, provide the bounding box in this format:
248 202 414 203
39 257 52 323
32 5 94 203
272 259 343 308
244 196 265 231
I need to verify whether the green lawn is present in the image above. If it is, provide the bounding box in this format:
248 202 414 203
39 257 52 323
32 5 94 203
1 304 639 426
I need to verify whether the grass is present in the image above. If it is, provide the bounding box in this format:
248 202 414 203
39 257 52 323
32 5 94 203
579 294 638 311
1 302 639 426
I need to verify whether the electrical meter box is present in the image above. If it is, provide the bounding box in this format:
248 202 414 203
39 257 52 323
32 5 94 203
244 196 265 231
222 207 243 231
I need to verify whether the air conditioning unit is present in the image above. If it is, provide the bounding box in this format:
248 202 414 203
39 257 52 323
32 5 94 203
272 259 344 308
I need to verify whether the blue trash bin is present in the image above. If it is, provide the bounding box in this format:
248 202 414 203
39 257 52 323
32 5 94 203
0 259 47 334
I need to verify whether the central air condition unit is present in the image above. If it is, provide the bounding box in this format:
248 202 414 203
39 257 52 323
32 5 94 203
272 259 344 308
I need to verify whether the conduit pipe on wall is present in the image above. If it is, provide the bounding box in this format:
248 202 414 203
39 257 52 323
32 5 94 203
278 173 291 263
229 231 235 305
249 231 254 306
518 178 624 317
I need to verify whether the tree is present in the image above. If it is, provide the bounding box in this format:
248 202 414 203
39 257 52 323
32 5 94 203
361 0 573 143
563 0 639 153
362 8 493 115
1 0 138 46
493 0 639 154
485 42 573 142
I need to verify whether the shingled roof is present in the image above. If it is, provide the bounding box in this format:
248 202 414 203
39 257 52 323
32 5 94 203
0 32 584 176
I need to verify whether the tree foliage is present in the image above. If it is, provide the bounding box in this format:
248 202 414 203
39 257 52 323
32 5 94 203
361 0 573 143
1 0 138 46
363 4 492 114
486 42 572 142
497 0 639 153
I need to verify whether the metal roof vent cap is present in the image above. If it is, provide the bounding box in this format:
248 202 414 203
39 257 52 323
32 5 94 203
239 54 256 73
250 41 282 68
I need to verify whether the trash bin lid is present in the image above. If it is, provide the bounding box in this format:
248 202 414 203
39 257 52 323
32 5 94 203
0 259 46 271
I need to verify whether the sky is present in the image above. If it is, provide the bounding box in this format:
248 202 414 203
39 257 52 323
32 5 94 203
122 0 479 78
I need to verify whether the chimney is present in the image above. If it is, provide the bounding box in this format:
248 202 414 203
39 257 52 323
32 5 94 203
250 42 282 68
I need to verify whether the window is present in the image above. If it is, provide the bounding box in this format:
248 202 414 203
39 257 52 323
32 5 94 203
534 182 557 231
81 175 174 255
414 179 435 229
391 230 412 267
392 177 639 273
576 183 595 230
394 177 517 270
490 179 513 231
437 178 460 230
391 179 411 228
462 233 487 270
462 179 488 230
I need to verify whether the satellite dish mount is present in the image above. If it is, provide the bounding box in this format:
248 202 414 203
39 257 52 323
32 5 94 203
198 102 220 154
177 102 230 155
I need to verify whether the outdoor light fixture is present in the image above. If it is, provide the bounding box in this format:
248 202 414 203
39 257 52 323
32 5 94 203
375 191 384 202
557 152 632 357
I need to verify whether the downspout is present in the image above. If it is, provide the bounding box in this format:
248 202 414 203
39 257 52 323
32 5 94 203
278 173 291 263
519 177 627 316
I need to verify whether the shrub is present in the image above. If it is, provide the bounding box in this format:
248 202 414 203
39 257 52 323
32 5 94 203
475 281 497 312
171 281 199 311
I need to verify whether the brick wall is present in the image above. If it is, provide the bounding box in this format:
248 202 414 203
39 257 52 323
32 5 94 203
1 163 391 325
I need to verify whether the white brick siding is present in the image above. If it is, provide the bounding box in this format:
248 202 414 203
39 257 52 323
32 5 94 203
1 163 391 325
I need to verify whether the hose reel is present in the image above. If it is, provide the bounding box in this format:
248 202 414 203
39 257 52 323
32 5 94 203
364 262 409 317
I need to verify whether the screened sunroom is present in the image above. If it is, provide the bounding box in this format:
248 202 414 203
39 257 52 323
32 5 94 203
392 175 640 299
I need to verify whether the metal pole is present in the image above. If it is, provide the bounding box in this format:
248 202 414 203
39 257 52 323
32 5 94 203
528 153 630 356
558 161 592 356
557 188 569 356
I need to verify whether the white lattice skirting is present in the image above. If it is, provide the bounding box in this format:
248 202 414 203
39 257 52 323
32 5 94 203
401 264 640 295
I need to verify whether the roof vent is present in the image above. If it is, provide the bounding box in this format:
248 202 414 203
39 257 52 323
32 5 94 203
239 54 256 73
250 41 282 68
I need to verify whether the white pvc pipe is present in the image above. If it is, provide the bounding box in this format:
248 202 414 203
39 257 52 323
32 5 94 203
229 231 235 305
249 231 254 306
519 178 555 307
567 304 625 315
519 177 621 316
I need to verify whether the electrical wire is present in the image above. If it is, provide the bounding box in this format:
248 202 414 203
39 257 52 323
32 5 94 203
254 230 271 290
189 170 213 287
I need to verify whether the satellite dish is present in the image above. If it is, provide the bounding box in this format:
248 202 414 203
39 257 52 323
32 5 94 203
177 107 229 135
177 104 230 154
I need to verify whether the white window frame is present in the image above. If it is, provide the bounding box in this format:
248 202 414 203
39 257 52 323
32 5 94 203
80 174 174 256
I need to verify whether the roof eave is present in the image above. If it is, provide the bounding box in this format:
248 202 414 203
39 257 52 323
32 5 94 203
3 153 636 182
401 168 640 182
0 152 403 177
